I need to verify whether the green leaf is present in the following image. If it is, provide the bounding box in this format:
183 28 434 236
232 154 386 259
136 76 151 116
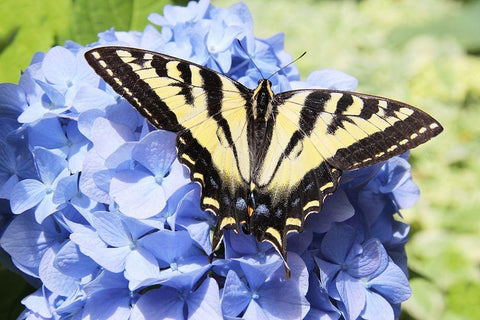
445 281 480 319
66 0 134 45
402 278 444 320
0 0 71 83
65 0 187 45
407 231 480 289
388 1 480 53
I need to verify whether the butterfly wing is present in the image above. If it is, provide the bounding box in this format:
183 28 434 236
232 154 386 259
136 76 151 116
250 88 442 262
85 47 253 248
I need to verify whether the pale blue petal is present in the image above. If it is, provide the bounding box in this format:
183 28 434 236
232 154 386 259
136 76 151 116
142 230 193 263
362 291 394 320
35 80 66 106
391 179 419 209
125 248 160 290
35 193 60 223
304 69 358 91
105 99 143 132
28 118 68 153
0 212 56 269
72 86 116 113
305 273 341 320
286 230 313 259
89 118 136 158
78 150 112 203
242 300 271 320
55 240 98 278
82 288 131 320
70 226 129 272
33 147 69 185
347 239 383 278
321 223 356 264
73 49 101 86
130 287 183 320
174 185 214 254
157 262 210 290
21 288 52 319
42 46 76 86
17 102 52 123
161 159 191 199
76 109 106 140
336 272 366 320
240 253 283 290
224 229 272 258
187 277 222 320
52 174 78 205
132 130 177 177
221 270 251 317
91 211 131 247
368 260 411 304
110 169 167 219
314 257 340 290
139 25 165 50
306 189 354 233
257 279 310 320
10 179 45 214
104 142 136 170
90 246 130 273
0 83 26 118
83 271 129 293
0 174 18 199
39 246 78 296
253 253 309 319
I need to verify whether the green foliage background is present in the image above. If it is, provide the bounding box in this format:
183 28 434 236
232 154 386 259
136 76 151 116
1 0 479 319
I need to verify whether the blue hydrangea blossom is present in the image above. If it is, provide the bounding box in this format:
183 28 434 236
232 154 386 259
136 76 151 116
0 0 415 319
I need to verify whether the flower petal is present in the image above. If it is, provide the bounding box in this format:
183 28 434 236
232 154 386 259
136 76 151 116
187 277 222 320
131 287 183 320
10 179 46 214
221 270 252 317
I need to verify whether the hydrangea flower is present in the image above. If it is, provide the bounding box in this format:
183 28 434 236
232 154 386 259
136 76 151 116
0 0 416 319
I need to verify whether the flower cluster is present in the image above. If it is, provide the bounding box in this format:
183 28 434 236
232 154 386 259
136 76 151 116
0 0 415 319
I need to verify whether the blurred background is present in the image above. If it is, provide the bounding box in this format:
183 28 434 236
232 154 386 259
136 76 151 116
0 0 479 319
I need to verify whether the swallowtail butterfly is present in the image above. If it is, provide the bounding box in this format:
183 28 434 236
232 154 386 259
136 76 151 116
85 47 442 278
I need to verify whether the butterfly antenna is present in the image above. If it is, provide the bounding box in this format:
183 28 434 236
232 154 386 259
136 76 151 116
267 51 307 80
236 39 265 79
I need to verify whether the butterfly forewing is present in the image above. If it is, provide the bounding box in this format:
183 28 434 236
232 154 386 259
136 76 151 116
274 89 443 171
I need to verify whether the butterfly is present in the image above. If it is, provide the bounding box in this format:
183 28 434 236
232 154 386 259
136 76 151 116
85 46 442 278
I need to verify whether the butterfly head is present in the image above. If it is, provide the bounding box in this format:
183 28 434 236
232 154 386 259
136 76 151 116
252 79 274 120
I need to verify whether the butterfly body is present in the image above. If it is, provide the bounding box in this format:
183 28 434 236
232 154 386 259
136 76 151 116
85 47 442 278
